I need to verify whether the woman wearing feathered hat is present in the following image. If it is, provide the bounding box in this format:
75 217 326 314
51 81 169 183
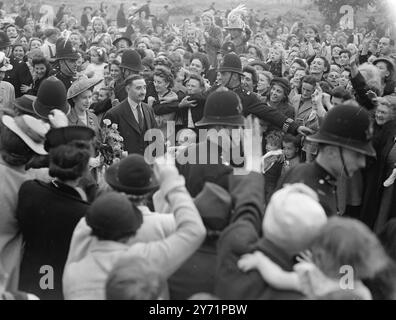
223 4 252 55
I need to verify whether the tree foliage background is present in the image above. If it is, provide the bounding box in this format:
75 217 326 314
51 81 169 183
314 0 378 25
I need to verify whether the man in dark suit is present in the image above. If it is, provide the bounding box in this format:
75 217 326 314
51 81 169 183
104 75 158 155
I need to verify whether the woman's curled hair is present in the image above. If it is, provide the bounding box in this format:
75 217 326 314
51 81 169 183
49 140 92 181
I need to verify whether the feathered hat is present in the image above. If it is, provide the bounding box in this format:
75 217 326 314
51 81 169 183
224 4 247 31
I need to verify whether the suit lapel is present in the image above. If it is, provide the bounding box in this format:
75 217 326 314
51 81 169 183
141 102 152 130
121 100 141 134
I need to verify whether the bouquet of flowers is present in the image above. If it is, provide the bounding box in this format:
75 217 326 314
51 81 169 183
96 119 126 166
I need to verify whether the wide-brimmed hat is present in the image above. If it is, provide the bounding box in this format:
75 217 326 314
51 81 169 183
2 115 50 155
55 37 80 61
194 182 232 231
67 76 103 100
112 36 132 47
13 95 37 116
195 90 245 127
307 104 376 157
0 30 11 49
105 154 158 195
44 126 95 151
0 52 13 72
33 76 71 120
218 53 244 75
119 49 144 72
85 191 143 241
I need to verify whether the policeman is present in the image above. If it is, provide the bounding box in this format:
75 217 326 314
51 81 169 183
113 49 144 102
53 38 79 91
277 103 376 216
177 90 245 197
209 53 311 136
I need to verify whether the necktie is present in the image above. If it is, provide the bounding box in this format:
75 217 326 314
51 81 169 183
137 104 145 132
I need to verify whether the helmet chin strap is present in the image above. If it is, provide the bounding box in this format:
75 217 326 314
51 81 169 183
338 147 350 178
224 72 241 90
62 60 76 76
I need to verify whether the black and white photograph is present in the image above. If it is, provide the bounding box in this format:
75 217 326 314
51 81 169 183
0 0 396 304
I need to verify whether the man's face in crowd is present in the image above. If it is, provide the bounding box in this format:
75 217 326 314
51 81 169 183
13 46 24 60
70 34 81 48
375 103 393 126
189 58 204 75
331 96 344 108
310 58 325 74
375 61 390 80
269 49 281 62
118 40 129 50
339 52 350 66
126 79 146 103
327 71 340 87
301 82 315 100
186 78 203 95
220 71 233 87
187 30 196 42
110 64 121 80
34 63 47 79
332 47 342 59
289 62 300 77
257 73 270 93
98 89 109 101
282 141 298 160
270 84 285 103
368 40 378 54
202 16 212 29
294 69 306 81
305 27 316 42
7 26 18 38
378 37 392 56
338 70 350 87
242 72 254 92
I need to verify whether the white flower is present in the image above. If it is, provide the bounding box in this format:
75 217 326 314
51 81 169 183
103 119 111 126
111 123 118 130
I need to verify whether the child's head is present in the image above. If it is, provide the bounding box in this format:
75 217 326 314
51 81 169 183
265 131 283 152
91 91 99 103
89 46 107 64
282 134 300 160
98 87 112 102
311 217 390 281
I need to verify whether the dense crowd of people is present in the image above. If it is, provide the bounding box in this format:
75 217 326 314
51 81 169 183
0 0 396 300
